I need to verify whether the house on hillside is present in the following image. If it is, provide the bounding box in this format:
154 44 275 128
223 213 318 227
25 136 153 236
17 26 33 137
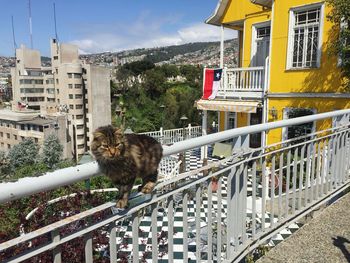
198 0 350 150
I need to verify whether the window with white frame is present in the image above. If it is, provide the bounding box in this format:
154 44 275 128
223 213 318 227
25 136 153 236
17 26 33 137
227 112 236 129
288 4 323 69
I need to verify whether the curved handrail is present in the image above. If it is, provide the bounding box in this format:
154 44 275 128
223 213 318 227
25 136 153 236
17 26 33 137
0 109 350 203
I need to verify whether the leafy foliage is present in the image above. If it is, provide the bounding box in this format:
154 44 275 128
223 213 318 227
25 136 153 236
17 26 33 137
114 62 203 132
0 151 10 179
326 0 350 88
7 139 39 171
42 133 64 168
123 60 155 76
0 182 114 262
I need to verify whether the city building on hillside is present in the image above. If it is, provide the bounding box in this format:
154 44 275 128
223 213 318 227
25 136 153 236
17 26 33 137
0 73 11 101
0 108 70 158
11 39 111 160
198 0 350 152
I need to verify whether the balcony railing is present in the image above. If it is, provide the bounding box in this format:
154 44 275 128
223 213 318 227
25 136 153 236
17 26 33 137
1 109 350 262
218 58 269 99
216 67 265 99
140 124 206 144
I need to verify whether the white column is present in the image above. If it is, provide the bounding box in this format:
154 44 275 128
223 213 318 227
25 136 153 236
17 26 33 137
160 127 163 144
220 25 224 68
201 110 208 159
262 57 270 150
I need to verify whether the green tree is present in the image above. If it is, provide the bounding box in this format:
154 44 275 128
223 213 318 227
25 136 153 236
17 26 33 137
8 139 39 171
143 68 166 98
42 134 64 168
123 60 155 76
114 66 133 95
0 150 10 178
114 64 202 131
327 0 350 88
163 84 201 128
159 64 180 78
179 65 202 83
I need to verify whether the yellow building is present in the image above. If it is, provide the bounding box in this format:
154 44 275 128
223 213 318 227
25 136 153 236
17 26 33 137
199 0 349 148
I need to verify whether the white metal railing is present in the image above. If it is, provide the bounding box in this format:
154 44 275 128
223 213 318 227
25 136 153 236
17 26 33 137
219 67 265 98
1 109 350 262
140 124 204 144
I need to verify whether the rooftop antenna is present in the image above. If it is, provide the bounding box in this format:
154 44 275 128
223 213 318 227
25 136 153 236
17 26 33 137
11 15 18 53
53 3 59 41
28 0 33 49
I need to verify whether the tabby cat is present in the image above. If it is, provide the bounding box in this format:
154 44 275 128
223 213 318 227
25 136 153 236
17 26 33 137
91 125 163 208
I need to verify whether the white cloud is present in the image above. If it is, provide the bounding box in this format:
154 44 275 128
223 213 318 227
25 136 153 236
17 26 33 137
179 23 234 43
70 21 237 54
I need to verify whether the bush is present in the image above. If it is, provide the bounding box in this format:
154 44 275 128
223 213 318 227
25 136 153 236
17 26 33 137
7 139 39 171
42 134 64 168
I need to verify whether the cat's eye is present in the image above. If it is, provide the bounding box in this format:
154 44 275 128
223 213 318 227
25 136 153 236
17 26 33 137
101 144 108 149
116 143 123 149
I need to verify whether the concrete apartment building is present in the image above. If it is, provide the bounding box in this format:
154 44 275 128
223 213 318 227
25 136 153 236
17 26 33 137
10 39 111 160
0 109 70 158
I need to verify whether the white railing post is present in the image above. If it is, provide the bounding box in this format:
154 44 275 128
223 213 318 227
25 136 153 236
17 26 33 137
220 25 224 68
160 126 163 144
223 67 228 98
264 56 270 93
51 230 61 263
201 110 208 160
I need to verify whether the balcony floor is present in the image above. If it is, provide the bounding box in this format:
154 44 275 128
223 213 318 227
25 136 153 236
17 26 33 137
258 192 350 263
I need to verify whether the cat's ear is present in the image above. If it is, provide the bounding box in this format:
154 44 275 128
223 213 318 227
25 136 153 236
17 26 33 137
93 131 105 140
114 128 123 136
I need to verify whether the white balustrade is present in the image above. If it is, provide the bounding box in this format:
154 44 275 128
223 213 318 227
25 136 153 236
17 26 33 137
218 66 266 98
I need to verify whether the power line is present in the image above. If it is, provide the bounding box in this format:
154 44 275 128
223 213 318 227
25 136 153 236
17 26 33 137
28 0 33 49
53 3 59 41
11 15 17 54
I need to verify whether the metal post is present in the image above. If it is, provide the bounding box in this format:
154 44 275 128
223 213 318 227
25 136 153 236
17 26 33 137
109 223 117 263
201 110 208 160
262 57 270 149
51 230 61 263
84 232 93 263
220 25 224 68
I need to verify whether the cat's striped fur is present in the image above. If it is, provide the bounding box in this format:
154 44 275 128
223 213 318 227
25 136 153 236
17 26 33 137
91 125 163 208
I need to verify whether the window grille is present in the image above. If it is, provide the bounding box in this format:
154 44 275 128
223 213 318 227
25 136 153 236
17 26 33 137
290 7 321 68
257 26 270 38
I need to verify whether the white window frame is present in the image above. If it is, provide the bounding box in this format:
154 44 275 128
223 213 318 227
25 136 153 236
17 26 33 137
286 2 325 70
250 21 271 66
225 112 237 130
282 107 317 142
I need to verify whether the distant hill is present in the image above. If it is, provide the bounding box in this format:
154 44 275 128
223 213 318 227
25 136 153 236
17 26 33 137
80 39 238 68
0 56 51 74
0 39 239 74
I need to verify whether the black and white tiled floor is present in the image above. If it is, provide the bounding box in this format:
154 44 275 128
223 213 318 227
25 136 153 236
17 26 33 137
106 149 302 262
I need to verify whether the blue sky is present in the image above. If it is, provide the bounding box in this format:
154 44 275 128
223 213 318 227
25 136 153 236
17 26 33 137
0 0 236 56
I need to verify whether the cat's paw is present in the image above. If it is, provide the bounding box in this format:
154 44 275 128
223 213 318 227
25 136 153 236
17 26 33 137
116 198 128 208
140 182 155 194
111 207 124 214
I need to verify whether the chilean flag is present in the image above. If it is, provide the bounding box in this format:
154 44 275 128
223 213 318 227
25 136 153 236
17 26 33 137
202 68 222 100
